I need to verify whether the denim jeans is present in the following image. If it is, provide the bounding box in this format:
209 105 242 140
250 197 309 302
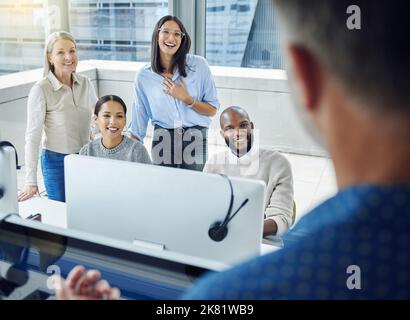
41 149 68 202
151 125 208 171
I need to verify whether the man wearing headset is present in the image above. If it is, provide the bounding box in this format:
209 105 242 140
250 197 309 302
204 106 294 239
54 0 410 299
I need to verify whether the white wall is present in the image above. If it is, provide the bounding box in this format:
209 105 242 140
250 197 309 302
0 60 326 166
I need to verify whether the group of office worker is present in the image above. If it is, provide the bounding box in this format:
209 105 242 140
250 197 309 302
18 15 295 239
21 0 410 300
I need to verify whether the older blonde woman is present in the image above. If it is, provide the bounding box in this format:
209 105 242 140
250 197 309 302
18 31 97 202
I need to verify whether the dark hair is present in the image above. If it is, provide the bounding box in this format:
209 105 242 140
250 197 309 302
151 15 191 77
94 95 127 116
274 0 410 115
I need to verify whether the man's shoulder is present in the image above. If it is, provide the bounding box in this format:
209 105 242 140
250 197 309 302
183 238 314 299
204 150 230 170
260 148 288 162
258 149 291 173
209 149 228 160
185 186 410 299
294 185 410 234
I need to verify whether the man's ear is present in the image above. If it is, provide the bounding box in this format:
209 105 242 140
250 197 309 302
287 45 324 112
219 129 224 139
250 122 254 129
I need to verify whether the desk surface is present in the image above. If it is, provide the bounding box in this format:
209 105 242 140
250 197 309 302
18 197 279 256
19 196 67 229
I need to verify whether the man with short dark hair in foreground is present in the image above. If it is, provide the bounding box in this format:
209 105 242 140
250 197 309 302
55 0 410 299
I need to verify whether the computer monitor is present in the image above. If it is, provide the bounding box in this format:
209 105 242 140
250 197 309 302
0 146 18 215
0 213 216 300
65 155 266 266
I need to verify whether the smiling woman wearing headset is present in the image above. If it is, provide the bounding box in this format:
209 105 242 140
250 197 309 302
128 15 220 171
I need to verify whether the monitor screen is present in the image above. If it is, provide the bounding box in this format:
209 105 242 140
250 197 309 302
65 155 266 266
0 215 211 300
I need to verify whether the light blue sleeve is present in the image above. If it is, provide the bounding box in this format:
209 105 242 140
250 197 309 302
128 71 151 141
199 56 220 110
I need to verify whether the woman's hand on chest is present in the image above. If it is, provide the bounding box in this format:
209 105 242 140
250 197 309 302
162 76 192 104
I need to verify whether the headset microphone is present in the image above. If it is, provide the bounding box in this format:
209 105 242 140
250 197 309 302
208 221 228 242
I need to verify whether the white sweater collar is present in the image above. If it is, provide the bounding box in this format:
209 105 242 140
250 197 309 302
226 144 260 166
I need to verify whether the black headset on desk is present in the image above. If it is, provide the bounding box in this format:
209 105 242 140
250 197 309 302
0 141 21 201
208 174 249 242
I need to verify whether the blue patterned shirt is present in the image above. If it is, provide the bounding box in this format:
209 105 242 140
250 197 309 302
183 185 410 299
128 54 220 140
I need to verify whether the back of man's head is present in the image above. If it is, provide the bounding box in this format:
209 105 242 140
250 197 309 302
273 0 410 116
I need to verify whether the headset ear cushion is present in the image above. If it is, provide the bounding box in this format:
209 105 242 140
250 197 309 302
208 221 228 242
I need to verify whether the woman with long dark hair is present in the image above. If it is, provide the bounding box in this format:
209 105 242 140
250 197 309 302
79 95 151 165
128 15 220 171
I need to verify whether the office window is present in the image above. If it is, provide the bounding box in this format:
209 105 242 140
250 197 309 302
69 0 168 62
205 0 284 69
0 0 45 75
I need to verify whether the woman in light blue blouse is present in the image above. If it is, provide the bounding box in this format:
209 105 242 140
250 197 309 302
128 15 220 171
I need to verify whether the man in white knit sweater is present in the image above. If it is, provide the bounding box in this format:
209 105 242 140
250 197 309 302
204 106 294 238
